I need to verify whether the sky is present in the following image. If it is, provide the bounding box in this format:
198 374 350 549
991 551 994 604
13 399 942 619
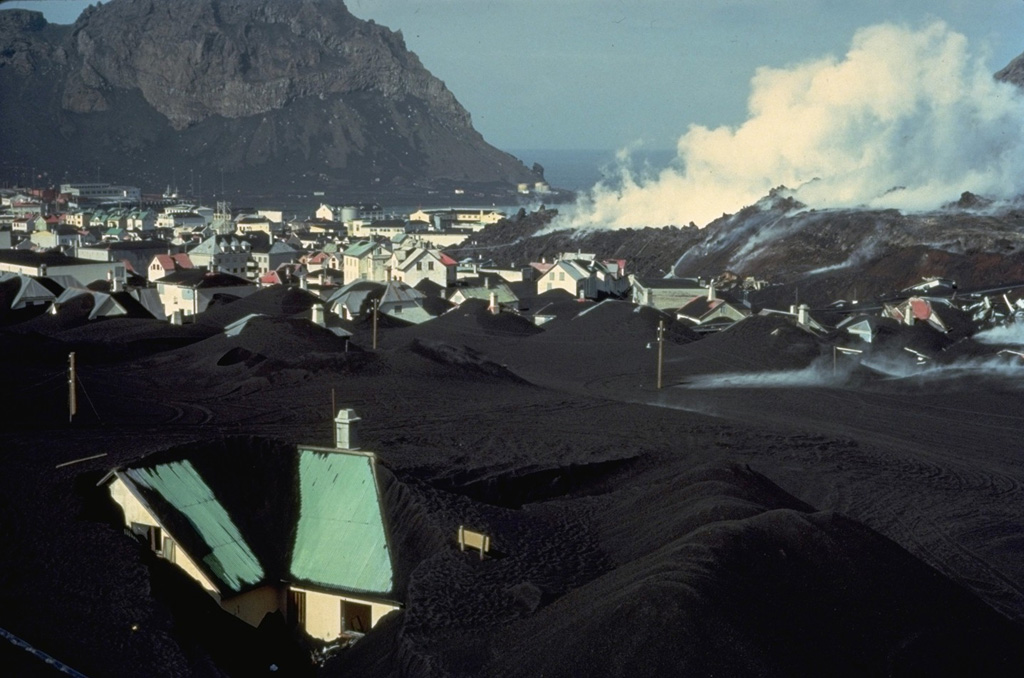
6 0 1024 226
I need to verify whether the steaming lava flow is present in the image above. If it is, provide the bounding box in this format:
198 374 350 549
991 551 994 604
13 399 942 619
669 191 1024 307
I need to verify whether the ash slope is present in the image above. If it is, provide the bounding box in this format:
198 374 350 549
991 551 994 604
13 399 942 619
0 0 539 193
2 292 1024 676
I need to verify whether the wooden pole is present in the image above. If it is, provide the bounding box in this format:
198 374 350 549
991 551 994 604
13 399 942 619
68 352 77 423
657 321 665 390
372 298 379 350
331 388 336 418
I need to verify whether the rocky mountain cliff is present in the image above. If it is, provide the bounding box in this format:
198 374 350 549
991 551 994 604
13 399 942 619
0 0 540 197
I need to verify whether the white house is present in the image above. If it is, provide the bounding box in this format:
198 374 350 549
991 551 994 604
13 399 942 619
535 259 597 298
148 253 194 281
154 269 256 319
388 245 457 289
343 240 392 284
188 235 252 277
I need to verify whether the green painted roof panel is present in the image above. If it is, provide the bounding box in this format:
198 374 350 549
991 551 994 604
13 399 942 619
127 460 264 594
290 449 393 594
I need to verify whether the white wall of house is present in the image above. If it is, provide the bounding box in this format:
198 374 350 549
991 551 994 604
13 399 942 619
108 477 220 595
223 586 283 628
290 586 399 641
537 262 594 298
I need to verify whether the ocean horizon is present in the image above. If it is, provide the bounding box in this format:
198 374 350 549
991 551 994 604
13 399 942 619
508 148 677 193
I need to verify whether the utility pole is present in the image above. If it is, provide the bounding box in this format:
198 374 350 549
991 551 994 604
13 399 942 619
68 352 77 423
657 320 665 390
372 298 380 350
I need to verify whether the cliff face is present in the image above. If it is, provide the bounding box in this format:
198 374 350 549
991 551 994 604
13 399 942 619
0 0 538 195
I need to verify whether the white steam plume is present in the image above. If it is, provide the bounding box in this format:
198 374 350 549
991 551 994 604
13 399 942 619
974 322 1024 345
563 22 1024 229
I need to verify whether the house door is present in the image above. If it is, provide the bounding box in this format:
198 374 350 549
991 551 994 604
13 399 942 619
341 600 372 633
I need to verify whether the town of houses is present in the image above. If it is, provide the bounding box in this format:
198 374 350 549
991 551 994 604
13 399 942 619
0 182 636 327
3 182 1024 368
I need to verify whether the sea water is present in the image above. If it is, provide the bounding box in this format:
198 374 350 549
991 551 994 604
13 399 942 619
508 148 677 193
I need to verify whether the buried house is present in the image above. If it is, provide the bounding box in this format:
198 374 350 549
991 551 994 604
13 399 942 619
101 410 401 641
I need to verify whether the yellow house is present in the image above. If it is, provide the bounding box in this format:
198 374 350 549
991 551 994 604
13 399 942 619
102 409 401 641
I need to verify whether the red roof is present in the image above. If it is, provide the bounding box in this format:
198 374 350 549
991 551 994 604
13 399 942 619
910 298 931 320
440 253 458 266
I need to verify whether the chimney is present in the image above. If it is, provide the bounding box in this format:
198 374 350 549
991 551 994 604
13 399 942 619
300 274 308 291
489 291 498 314
171 309 184 326
903 303 913 325
707 280 716 302
797 304 809 327
334 408 361 450
112 276 123 293
311 304 325 327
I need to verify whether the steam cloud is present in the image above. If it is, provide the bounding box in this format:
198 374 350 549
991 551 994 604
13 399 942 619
564 22 1024 229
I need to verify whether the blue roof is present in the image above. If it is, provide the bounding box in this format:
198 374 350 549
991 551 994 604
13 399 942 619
290 449 393 595
125 461 264 593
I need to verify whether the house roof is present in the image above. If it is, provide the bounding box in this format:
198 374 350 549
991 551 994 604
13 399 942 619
0 272 57 308
156 270 253 288
450 280 518 305
108 437 399 601
290 448 393 595
121 461 265 594
544 260 592 281
381 281 426 306
343 240 390 258
632 276 705 290
152 253 194 271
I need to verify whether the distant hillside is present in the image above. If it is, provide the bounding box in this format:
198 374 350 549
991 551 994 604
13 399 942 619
0 0 540 196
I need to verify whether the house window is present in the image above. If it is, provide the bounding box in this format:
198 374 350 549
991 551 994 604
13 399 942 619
416 262 423 270
428 262 434 271
559 272 565 281
149 526 163 553
288 590 307 627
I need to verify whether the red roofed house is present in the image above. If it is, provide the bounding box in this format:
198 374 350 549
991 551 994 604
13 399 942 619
388 244 457 289
148 253 195 281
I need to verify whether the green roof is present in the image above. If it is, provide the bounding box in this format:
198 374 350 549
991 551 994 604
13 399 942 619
126 460 264 593
290 449 393 595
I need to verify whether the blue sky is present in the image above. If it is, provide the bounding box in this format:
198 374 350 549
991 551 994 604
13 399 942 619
4 0 1024 153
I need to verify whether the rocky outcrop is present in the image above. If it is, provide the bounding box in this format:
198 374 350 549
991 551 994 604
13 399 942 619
0 0 539 195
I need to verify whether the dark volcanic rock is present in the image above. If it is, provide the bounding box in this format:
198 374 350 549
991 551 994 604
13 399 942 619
0 0 540 194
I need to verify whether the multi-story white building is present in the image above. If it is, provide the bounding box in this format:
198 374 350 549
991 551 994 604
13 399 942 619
60 182 141 204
